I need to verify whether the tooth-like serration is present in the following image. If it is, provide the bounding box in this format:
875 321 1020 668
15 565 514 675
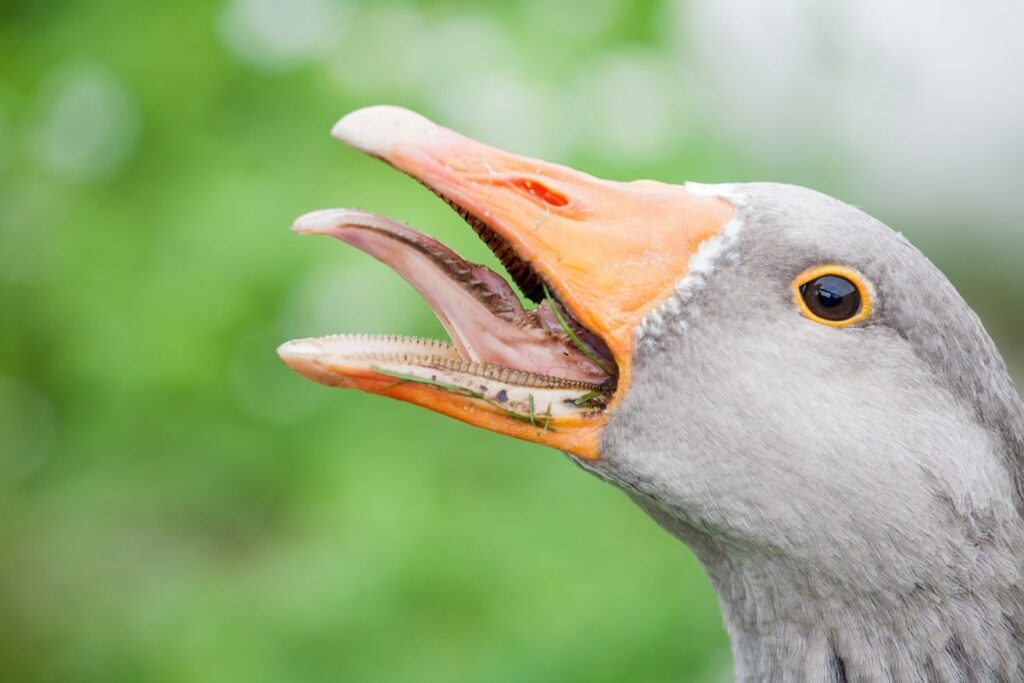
427 183 546 303
313 333 605 390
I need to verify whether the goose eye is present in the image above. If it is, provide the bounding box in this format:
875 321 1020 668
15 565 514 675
793 266 872 327
802 275 860 320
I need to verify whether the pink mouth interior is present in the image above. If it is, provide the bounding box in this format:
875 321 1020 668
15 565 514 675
292 209 614 386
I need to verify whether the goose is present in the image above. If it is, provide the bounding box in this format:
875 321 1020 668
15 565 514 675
278 106 1024 681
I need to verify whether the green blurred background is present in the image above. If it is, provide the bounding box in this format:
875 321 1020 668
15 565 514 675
2 1 1022 681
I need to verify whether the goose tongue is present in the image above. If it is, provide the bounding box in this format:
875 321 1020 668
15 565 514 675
292 209 611 386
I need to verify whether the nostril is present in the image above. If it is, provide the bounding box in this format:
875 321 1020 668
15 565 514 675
512 178 569 207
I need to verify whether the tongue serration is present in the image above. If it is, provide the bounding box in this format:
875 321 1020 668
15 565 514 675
292 209 610 385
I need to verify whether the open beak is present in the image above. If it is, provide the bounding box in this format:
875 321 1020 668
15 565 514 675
278 106 733 460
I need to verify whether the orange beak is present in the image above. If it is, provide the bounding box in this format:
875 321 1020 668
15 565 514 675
280 106 733 460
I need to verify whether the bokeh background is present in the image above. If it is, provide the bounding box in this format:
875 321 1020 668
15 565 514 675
2 0 1023 680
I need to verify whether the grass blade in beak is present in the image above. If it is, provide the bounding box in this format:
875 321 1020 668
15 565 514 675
543 284 614 377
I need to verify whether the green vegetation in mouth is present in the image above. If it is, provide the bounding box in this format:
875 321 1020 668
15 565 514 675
543 284 614 377
527 394 553 434
572 390 605 407
370 365 557 432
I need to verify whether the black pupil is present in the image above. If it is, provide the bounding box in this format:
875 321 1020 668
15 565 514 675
802 274 861 322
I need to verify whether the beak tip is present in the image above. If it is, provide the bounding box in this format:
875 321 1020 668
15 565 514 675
331 105 444 157
277 339 323 361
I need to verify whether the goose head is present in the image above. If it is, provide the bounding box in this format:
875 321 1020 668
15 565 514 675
279 106 1024 679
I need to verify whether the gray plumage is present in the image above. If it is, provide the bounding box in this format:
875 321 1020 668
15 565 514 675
580 183 1024 681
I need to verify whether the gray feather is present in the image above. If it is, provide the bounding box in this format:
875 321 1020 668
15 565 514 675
578 183 1024 681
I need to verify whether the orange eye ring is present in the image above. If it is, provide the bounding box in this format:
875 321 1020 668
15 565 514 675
792 265 874 328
